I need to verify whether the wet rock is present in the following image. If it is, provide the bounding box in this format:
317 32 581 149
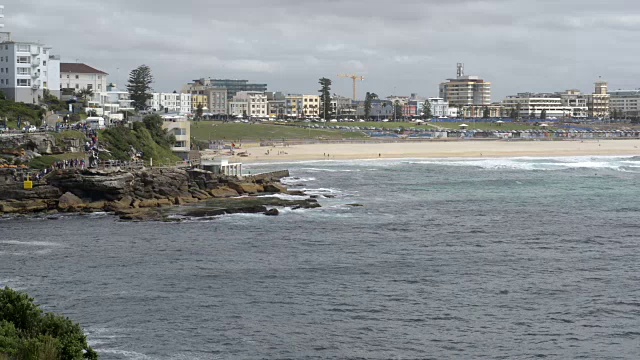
346 203 363 207
287 190 306 196
227 182 264 195
138 199 159 208
264 208 279 216
0 199 49 214
117 208 163 221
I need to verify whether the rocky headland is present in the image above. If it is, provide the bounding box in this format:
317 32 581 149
0 167 320 221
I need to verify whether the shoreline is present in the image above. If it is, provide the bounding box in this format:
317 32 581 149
230 139 640 164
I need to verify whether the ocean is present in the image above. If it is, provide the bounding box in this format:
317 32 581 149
2 156 640 359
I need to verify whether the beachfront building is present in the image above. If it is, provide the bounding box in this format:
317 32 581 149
162 115 190 158
232 91 267 118
331 95 353 118
228 101 248 118
609 89 640 119
60 63 108 93
266 91 286 119
502 93 572 119
427 98 449 117
182 79 228 116
191 94 208 112
0 34 61 103
458 104 502 119
558 90 589 119
439 64 491 107
285 94 303 118
148 93 192 115
586 81 610 119
303 95 320 118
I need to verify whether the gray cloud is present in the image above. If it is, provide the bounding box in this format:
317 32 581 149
5 0 640 99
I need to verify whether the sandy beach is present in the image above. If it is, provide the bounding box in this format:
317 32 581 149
227 139 640 164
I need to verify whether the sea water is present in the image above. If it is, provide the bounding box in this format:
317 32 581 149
1 156 640 359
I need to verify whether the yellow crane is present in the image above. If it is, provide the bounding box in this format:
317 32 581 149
337 74 364 100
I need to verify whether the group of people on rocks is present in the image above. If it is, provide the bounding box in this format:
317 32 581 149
51 158 86 170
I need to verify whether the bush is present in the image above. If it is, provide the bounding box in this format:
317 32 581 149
0 287 97 360
100 123 178 165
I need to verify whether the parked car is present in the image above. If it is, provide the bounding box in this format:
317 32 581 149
22 125 37 133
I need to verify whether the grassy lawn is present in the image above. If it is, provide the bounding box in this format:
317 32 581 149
29 152 86 170
330 121 558 132
191 122 367 141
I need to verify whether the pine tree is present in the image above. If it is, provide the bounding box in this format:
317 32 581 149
127 65 154 111
318 78 332 119
364 92 377 120
423 100 432 120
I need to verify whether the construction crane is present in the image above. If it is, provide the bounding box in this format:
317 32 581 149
337 74 364 101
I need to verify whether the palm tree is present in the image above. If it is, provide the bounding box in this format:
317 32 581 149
381 102 388 121
75 88 94 107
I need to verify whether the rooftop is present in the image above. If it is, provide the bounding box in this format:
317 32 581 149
60 63 108 75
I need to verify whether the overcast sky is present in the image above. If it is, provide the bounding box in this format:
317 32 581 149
6 0 640 100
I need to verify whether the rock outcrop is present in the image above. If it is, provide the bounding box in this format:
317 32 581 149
0 166 320 221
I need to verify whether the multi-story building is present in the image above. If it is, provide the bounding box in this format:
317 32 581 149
302 95 320 117
285 94 303 118
191 94 208 112
0 36 61 103
228 101 248 117
148 93 192 115
206 79 267 99
232 91 267 118
331 95 354 118
421 98 449 118
557 89 589 118
60 63 108 92
586 81 610 119
502 93 572 118
182 79 227 115
162 116 190 157
439 64 491 107
87 84 135 124
609 89 640 119
266 91 286 119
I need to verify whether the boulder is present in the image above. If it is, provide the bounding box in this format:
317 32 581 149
117 208 163 222
209 187 239 198
287 190 306 196
227 182 264 194
190 189 210 200
104 196 133 211
57 192 85 211
264 208 280 216
263 183 287 193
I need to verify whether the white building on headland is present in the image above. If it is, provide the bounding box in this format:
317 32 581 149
0 7 60 102
161 114 190 158
86 84 134 124
60 63 108 92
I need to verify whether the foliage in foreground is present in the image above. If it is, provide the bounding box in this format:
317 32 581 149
100 114 178 164
0 287 98 360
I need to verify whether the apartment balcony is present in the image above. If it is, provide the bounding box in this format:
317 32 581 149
31 57 40 67
31 83 40 90
30 47 40 56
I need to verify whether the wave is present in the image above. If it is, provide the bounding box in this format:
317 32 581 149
257 194 308 201
280 176 316 185
408 156 640 172
0 240 62 247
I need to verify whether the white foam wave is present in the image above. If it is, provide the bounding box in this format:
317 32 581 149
257 194 308 200
300 188 342 195
280 176 316 185
92 348 153 360
0 240 62 247
409 156 640 172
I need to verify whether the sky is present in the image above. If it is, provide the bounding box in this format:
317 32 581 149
5 0 640 100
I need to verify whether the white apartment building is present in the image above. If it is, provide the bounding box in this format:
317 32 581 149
149 93 192 115
503 93 572 118
228 101 248 117
587 81 609 119
0 38 61 103
87 84 134 124
232 91 267 118
558 90 588 118
426 97 449 117
60 63 108 92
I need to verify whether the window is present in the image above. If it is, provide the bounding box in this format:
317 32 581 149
75 75 79 79
87 84 93 90
174 128 186 135
1 68 3 73
17 68 30 75
66 74 69 78
75 84 79 89
17 79 31 87
17 44 30 52
43 81 47 88
1 79 3 85
43 61 46 66
98 75 101 80
17 56 30 64
174 141 186 148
